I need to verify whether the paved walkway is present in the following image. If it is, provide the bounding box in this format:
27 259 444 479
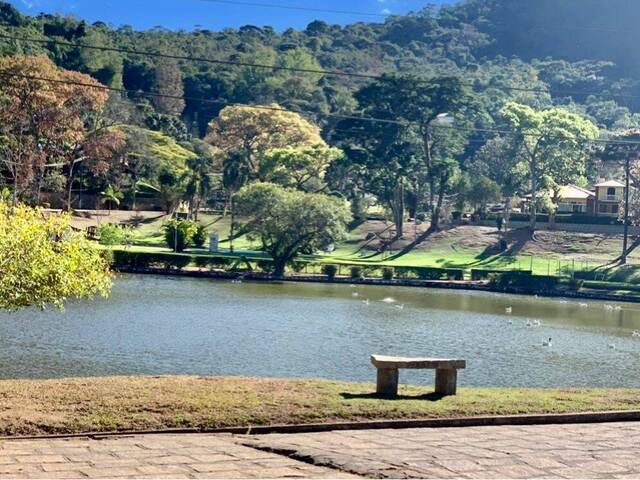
0 434 352 479
1 422 639 478
245 422 640 479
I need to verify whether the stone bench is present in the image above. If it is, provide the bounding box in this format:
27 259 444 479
371 355 466 396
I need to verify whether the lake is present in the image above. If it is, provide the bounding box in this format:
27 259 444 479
1 274 640 388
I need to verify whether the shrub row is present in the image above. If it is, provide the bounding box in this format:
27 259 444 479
471 269 532 281
113 250 240 270
489 272 559 292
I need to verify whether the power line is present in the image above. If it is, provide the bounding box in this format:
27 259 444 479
3 29 640 102
195 0 389 18
2 70 640 146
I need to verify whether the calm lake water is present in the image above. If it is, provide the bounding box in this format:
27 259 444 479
2 274 640 388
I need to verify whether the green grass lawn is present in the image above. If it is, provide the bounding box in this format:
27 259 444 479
0 376 638 436
104 213 631 279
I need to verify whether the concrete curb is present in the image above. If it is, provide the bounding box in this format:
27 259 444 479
3 410 640 441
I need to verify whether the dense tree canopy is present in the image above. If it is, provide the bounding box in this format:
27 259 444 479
234 183 351 276
0 201 112 309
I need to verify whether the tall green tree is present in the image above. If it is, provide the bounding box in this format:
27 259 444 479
336 75 475 235
234 183 351 276
501 102 599 231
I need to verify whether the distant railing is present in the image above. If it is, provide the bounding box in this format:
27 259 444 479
605 195 620 201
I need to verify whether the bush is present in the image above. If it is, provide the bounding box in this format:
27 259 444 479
567 278 584 291
490 273 559 292
98 223 125 246
256 259 275 273
111 251 194 270
192 224 208 248
396 266 464 281
471 269 532 281
289 261 307 273
322 264 338 280
164 220 197 252
382 267 394 280
350 266 364 279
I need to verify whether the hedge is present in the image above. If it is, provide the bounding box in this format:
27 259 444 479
471 269 532 281
112 250 232 270
395 266 464 281
490 272 559 292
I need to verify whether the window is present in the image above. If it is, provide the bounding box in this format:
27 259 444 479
607 187 616 196
600 204 608 213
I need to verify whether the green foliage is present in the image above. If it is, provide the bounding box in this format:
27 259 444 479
350 266 363 279
382 267 395 281
322 264 338 280
0 203 112 309
234 183 352 276
395 266 464 281
471 269 532 281
192 224 208 248
163 220 197 252
490 273 559 292
98 223 133 246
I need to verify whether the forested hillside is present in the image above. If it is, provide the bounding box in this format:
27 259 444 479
2 0 640 134
2 0 640 237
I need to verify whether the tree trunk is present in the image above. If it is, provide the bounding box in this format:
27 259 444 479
392 183 404 239
529 156 537 234
65 162 76 212
273 258 287 277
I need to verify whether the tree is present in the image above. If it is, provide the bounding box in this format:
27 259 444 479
501 102 599 231
468 136 529 227
464 175 502 214
336 75 475 235
204 105 325 184
0 55 121 209
100 185 122 213
0 201 112 309
234 183 352 276
164 219 197 252
152 60 185 116
261 146 343 192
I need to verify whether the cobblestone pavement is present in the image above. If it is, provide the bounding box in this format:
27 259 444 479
243 422 640 479
0 434 354 479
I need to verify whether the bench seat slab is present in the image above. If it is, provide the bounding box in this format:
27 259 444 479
371 355 466 370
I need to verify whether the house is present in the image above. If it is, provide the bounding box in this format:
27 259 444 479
555 185 595 214
593 180 626 217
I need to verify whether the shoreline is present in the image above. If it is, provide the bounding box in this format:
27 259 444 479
114 266 640 304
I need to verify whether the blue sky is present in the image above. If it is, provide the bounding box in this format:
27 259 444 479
10 0 449 31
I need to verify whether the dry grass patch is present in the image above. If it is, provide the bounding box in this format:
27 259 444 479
0 376 638 436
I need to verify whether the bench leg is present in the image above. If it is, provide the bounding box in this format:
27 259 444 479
376 368 399 396
435 368 458 396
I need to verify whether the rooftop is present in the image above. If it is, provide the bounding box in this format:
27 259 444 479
594 180 625 188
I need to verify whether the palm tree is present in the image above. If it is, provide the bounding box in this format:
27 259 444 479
100 185 122 215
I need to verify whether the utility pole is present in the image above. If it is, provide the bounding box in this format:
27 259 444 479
622 155 631 264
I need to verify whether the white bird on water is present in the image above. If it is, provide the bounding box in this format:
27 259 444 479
395 304 405 310
362 299 370 306
526 320 533 327
608 343 616 349
543 338 552 347
632 330 640 337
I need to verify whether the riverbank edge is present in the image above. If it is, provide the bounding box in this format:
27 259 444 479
114 266 640 304
3 410 640 441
